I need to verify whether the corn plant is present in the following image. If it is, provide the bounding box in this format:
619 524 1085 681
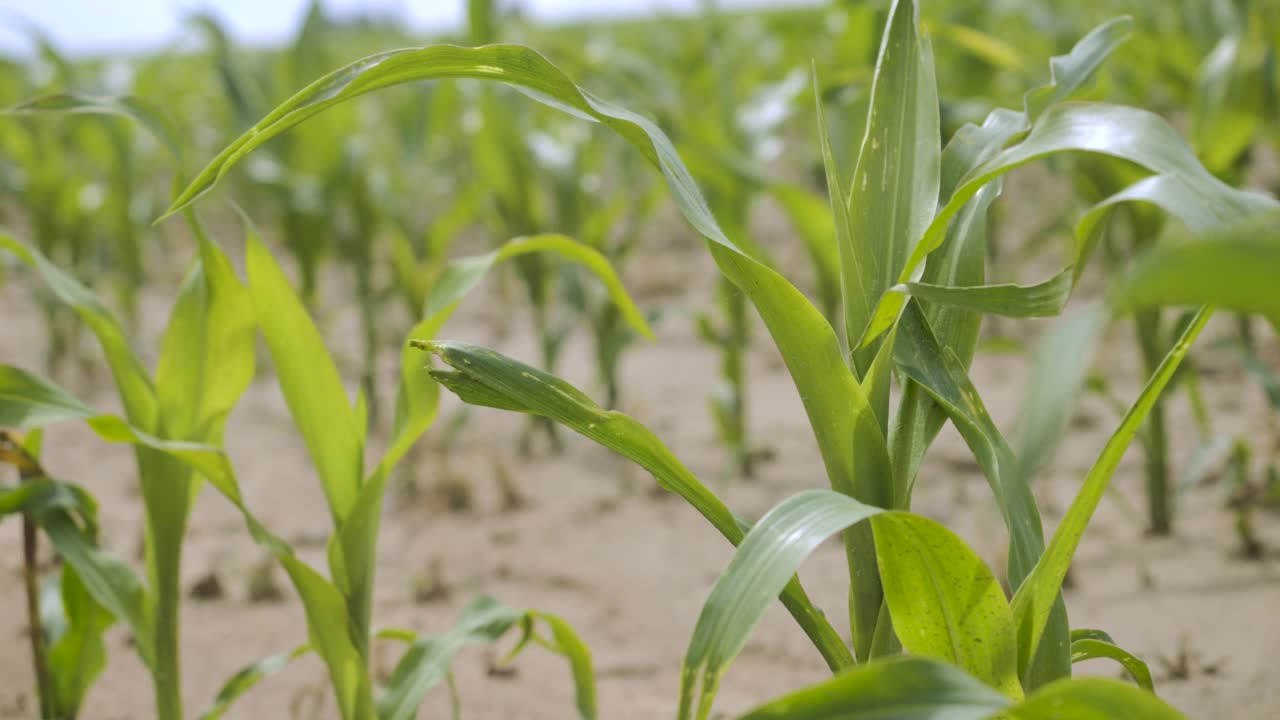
0 429 110 720
0 221 256 719
174 227 621 719
157 0 1277 715
2 222 631 718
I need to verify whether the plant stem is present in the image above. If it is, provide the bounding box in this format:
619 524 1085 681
1136 310 1172 534
22 494 55 714
2 432 55 715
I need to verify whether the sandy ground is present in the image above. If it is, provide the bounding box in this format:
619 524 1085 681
2 193 1279 719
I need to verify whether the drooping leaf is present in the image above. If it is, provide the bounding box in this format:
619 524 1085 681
863 101 1275 349
378 598 595 720
201 644 312 720
1107 212 1280 331
418 341 853 674
422 233 652 341
1070 630 1154 691
0 365 241 504
4 92 183 162
161 48 880 600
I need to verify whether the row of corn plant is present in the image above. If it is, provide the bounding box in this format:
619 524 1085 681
1 218 631 718
152 0 1278 716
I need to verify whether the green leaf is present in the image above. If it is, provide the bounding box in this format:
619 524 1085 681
1006 677 1185 719
245 228 363 527
889 180 1002 511
0 478 96 527
0 365 242 504
46 565 113 716
200 644 312 720
521 611 597 720
766 183 841 323
1023 17 1134 121
422 233 652 341
892 268 1072 318
0 233 157 429
863 101 1274 349
40 510 154 669
1013 305 1110 486
1073 176 1277 283
1010 307 1212 682
155 226 257 447
162 49 878 615
1070 631 1154 691
276 556 371 720
418 341 853 674
873 513 1021 699
3 92 183 162
736 657 1009 720
844 0 939 368
893 302 1069 686
1107 211 1280 331
376 598 530 720
680 489 882 720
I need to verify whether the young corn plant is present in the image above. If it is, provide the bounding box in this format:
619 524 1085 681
159 1 1277 716
2 223 626 718
173 227 621 719
0 428 115 720
0 221 256 720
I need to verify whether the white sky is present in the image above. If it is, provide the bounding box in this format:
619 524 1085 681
0 0 804 56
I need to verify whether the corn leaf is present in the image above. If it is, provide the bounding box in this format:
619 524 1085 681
1006 678 1185 720
0 365 241 503
736 657 1009 720
418 341 853 673
422 233 652 341
1108 212 1280 331
40 510 154 669
893 302 1069 687
891 268 1071 318
155 225 256 447
872 513 1021 699
379 598 595 720
201 644 312 720
843 0 939 370
1010 307 1211 680
1069 630 1154 691
45 565 113 716
1013 305 1110 486
3 92 183 162
768 184 841 323
940 17 1133 207
1073 176 1277 284
889 180 1001 509
162 49 880 601
680 489 883 720
864 100 1273 349
0 233 157 428
245 228 363 527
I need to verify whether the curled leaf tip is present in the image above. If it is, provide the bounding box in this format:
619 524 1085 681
408 339 436 352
